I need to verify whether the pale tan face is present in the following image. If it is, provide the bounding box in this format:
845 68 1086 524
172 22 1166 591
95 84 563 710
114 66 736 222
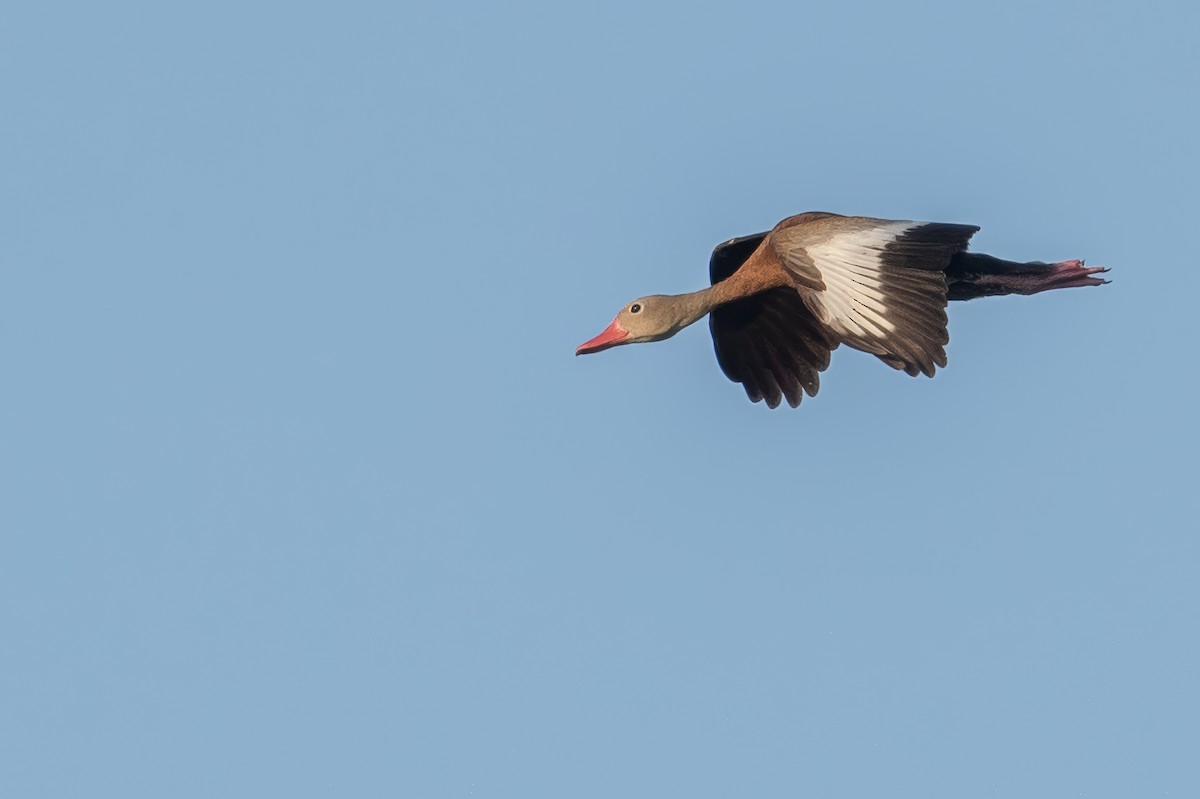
576 295 682 355
614 297 677 342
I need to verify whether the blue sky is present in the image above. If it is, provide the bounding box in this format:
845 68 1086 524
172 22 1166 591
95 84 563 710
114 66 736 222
3 1 1198 796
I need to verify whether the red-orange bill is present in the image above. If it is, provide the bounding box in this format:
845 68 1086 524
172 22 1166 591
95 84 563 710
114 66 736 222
575 318 629 355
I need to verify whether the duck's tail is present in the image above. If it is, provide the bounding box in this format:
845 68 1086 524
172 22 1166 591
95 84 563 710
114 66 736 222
946 253 1110 301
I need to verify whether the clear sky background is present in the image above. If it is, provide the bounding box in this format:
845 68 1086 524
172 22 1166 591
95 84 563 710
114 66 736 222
3 1 1198 796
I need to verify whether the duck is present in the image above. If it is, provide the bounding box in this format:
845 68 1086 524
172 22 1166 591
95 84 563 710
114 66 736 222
576 212 1109 408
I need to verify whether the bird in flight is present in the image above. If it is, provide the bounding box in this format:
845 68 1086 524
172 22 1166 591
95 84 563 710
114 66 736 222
576 212 1109 408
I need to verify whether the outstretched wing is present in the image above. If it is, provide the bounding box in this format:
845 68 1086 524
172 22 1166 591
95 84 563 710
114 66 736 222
709 231 769 284
708 233 837 408
771 218 979 377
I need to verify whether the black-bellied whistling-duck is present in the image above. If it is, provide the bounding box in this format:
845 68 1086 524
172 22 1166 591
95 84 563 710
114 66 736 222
576 212 1109 408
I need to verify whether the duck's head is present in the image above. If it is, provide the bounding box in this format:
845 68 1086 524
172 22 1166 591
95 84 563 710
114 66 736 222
575 296 694 355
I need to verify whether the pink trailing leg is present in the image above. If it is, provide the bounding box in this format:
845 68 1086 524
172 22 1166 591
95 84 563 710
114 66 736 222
1039 260 1112 292
961 259 1111 298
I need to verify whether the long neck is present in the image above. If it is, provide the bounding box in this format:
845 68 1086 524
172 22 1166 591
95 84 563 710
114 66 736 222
669 266 789 328
668 286 724 329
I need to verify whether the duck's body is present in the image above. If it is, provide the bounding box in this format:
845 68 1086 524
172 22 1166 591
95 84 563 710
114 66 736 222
577 212 1109 408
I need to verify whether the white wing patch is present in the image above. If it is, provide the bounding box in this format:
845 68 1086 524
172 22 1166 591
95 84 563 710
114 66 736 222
803 221 920 339
772 215 977 377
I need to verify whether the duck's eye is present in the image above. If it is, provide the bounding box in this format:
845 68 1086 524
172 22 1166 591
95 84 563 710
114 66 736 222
630 303 642 314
